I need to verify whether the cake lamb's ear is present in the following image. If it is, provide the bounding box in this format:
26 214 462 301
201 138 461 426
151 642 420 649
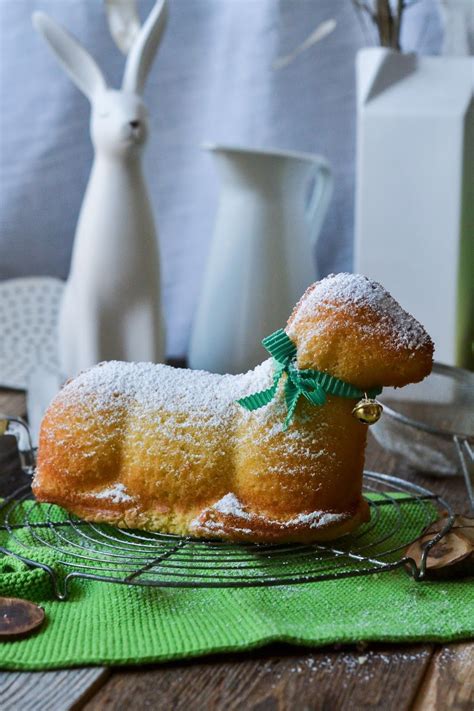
32 12 106 102
121 0 168 94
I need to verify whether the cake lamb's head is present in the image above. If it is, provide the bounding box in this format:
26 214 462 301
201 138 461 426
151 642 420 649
286 273 434 390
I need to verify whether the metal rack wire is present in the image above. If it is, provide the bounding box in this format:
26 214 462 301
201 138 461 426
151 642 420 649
0 466 454 600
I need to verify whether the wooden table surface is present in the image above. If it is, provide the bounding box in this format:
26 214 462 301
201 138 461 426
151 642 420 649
0 388 472 711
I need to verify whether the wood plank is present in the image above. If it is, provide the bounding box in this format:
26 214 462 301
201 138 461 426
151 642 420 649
0 668 110 711
82 645 433 711
412 643 474 711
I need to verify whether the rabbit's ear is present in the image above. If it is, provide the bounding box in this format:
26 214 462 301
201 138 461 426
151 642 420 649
105 0 141 55
33 12 106 102
122 0 167 94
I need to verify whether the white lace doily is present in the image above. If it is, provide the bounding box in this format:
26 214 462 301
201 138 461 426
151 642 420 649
0 277 64 390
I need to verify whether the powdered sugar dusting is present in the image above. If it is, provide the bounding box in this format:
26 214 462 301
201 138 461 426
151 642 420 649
58 358 276 432
289 509 347 528
199 492 348 531
91 483 134 503
288 273 432 352
53 275 431 441
213 493 251 519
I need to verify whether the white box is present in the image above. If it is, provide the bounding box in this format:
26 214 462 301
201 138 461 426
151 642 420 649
355 48 473 369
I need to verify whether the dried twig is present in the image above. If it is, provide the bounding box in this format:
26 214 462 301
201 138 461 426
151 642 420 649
352 0 420 51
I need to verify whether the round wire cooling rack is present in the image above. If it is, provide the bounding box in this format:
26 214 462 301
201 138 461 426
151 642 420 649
0 470 454 600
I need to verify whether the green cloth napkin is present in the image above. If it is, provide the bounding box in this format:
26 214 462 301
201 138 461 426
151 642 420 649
1 497 473 671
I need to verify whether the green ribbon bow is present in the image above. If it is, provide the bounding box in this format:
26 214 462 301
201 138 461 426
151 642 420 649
237 329 382 430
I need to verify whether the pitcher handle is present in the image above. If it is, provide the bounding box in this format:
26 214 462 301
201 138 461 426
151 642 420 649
306 158 333 248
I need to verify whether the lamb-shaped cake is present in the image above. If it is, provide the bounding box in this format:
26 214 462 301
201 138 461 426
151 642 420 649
33 274 433 542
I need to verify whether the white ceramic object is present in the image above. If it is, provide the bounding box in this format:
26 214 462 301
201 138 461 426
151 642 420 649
0 277 64 390
105 0 141 54
189 145 333 374
355 48 474 370
33 0 167 379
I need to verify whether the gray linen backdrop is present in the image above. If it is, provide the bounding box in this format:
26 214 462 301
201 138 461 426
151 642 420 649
0 0 441 357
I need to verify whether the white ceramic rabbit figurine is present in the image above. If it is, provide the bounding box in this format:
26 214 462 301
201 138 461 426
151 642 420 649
33 0 167 379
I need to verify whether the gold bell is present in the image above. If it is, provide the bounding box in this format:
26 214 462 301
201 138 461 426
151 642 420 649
352 396 383 425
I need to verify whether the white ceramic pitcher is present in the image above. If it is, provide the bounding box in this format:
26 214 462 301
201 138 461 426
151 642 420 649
189 145 333 374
